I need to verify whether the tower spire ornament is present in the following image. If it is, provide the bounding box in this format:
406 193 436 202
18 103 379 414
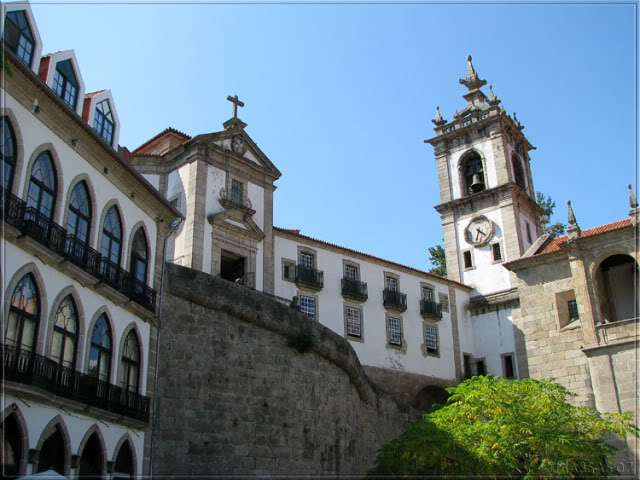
459 55 487 91
432 106 447 126
567 200 581 240
628 184 639 226
487 85 500 106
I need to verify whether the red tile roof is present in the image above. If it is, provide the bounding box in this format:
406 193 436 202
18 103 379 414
131 127 191 154
539 218 632 254
273 227 470 289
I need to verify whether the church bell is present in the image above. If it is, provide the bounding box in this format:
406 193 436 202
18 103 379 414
470 173 485 193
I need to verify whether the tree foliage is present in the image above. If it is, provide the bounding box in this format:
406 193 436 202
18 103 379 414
536 192 566 238
369 376 638 479
428 244 447 277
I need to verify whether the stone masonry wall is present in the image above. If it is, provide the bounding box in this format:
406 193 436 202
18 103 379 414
152 263 418 476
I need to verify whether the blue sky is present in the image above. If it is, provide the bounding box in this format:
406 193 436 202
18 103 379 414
30 2 636 271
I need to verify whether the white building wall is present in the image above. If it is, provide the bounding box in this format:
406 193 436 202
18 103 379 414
2 91 159 281
166 164 191 265
248 183 265 291
471 306 519 378
274 234 462 380
456 209 512 294
142 173 160 191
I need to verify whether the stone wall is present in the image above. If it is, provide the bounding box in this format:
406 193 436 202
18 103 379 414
151 263 418 476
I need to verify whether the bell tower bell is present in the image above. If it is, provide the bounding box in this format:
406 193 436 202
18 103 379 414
426 56 543 294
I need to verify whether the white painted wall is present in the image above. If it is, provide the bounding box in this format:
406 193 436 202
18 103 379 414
471 305 519 378
166 164 190 266
456 209 512 294
274 234 467 380
4 399 144 476
2 91 159 282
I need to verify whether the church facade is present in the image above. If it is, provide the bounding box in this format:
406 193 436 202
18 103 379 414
1 1 637 476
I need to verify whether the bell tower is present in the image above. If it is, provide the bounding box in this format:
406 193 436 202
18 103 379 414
426 56 543 294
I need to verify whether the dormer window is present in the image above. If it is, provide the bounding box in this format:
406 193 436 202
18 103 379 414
3 10 34 67
53 60 78 109
462 152 485 195
93 99 114 144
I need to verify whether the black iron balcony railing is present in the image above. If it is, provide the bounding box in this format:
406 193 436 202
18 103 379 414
0 186 26 229
383 289 407 311
2 345 150 422
0 187 156 312
420 299 443 320
295 265 324 290
341 278 368 301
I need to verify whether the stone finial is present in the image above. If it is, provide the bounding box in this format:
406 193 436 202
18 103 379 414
567 200 581 240
453 109 460 119
628 184 637 208
513 112 524 130
487 85 500 106
432 106 447 126
459 54 487 91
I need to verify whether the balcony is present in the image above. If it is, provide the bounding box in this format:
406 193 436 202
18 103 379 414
341 278 368 302
295 265 324 291
0 187 156 312
383 289 407 312
420 299 443 320
2 345 150 422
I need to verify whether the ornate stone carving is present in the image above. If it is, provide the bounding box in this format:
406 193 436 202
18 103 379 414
459 55 487 91
487 85 500 106
432 106 447 126
232 135 247 155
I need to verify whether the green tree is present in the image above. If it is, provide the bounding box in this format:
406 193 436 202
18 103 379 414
428 244 447 277
369 376 638 479
536 192 565 238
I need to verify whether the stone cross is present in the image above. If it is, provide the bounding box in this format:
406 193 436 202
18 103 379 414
227 95 244 119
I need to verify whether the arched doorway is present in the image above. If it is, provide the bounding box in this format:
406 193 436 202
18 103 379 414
114 440 135 478
413 385 450 413
595 254 638 323
1 413 24 477
37 426 65 474
78 433 103 478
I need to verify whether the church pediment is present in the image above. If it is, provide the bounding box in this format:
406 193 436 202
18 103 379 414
207 209 265 241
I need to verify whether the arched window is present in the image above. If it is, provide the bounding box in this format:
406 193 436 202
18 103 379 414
88 315 111 382
26 151 56 219
130 229 148 289
0 413 25 476
119 331 140 392
93 100 114 145
1 117 17 191
78 433 103 478
51 296 77 369
101 206 122 266
37 426 65 475
462 152 485 195
3 10 34 67
512 154 526 190
6 274 39 352
52 60 78 110
114 440 134 478
595 254 639 323
66 181 91 243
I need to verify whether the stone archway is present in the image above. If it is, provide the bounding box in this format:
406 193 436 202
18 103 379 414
413 385 450 413
594 254 638 323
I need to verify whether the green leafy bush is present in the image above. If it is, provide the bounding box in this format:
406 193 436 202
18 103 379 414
369 376 637 479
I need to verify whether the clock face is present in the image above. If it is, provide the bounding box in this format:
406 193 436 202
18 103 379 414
465 215 494 247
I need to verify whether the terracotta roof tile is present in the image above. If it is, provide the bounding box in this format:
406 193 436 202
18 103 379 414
131 127 191 154
539 218 632 254
273 227 470 289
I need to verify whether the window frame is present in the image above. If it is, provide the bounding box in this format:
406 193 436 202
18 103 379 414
66 180 92 244
5 273 40 352
282 258 295 282
119 331 141 393
3 10 35 67
52 59 79 110
423 323 439 357
88 314 112 382
1 116 18 192
491 241 503 263
299 294 318 321
129 228 149 287
101 205 123 266
343 304 364 342
385 314 404 350
93 99 115 145
26 150 57 220
50 296 78 370
501 353 516 379
462 249 475 271
438 293 449 313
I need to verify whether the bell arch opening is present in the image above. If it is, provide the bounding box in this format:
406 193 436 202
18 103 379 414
595 254 638 323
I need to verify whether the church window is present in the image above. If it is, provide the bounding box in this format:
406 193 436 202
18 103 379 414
568 300 579 321
6 274 39 352
93 99 114 145
512 154 526 190
89 314 112 381
502 353 515 379
345 306 361 338
491 242 502 262
51 296 78 369
425 325 438 355
52 60 78 110
300 295 316 320
1 116 17 191
3 10 34 67
462 250 474 270
119 331 140 392
231 179 243 205
387 316 402 346
438 293 449 312
462 152 485 195
27 151 57 220
66 181 91 243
